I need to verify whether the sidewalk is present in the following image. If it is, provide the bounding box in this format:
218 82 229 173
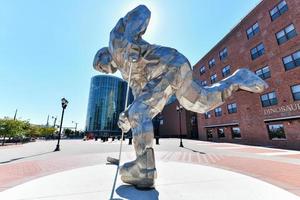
0 139 300 199
1 162 300 200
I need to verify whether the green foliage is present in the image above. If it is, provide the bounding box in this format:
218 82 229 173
39 127 56 138
64 128 73 137
0 118 56 144
0 118 27 145
0 118 25 137
25 124 41 138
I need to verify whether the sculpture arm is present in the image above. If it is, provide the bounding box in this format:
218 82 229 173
123 5 151 62
124 5 150 41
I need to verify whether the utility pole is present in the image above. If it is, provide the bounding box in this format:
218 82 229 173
46 115 49 127
13 109 18 120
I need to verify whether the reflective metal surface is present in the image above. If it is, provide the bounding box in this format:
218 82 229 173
93 5 268 188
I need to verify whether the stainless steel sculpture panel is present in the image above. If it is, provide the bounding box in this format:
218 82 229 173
93 5 268 188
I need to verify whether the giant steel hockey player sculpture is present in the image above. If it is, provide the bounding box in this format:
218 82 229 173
93 5 268 189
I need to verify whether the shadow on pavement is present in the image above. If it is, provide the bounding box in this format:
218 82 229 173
183 146 206 154
115 185 159 200
0 151 53 164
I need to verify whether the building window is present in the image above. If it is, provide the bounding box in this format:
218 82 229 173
204 112 211 119
231 127 241 139
200 66 206 75
282 50 300 70
227 103 237 114
222 65 231 77
267 124 286 140
219 48 228 61
201 80 207 86
210 74 217 84
206 129 213 139
209 58 216 68
217 128 225 138
246 22 260 39
251 43 265 60
260 92 278 107
255 66 271 80
276 24 297 45
291 84 300 101
215 107 222 117
269 0 288 21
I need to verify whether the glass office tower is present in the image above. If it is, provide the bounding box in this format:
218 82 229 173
85 75 132 137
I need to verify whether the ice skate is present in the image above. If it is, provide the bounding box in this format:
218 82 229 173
120 147 157 189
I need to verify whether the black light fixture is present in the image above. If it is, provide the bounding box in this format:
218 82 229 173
54 98 68 152
176 105 184 148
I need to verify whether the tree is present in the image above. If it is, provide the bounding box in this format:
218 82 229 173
0 118 26 145
25 124 41 139
0 118 58 145
0 119 7 145
64 128 73 138
39 127 56 138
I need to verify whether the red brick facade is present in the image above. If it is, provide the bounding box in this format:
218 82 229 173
159 100 199 139
160 0 300 150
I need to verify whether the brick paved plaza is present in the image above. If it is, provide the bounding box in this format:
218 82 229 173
0 139 300 199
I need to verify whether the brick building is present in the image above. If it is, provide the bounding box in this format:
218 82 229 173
159 100 199 139
160 0 300 150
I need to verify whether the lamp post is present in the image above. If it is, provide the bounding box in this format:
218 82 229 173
52 116 57 128
176 105 184 148
153 113 162 145
54 98 68 152
72 121 78 133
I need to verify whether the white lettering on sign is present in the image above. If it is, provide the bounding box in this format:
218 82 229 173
264 103 300 115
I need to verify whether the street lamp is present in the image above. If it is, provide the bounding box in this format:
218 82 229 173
176 105 184 148
153 113 162 145
54 98 69 152
72 121 78 134
52 116 57 128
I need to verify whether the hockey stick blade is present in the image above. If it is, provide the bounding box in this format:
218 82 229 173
107 156 119 165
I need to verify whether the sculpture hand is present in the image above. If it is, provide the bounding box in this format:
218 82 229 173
128 52 139 63
118 111 131 133
124 40 140 63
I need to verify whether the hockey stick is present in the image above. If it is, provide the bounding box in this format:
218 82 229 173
109 61 133 199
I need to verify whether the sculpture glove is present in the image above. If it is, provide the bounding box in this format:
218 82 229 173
118 111 131 133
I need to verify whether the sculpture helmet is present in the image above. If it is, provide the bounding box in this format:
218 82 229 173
93 47 117 74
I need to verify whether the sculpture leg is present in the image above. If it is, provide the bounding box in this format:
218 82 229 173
118 77 174 188
176 68 268 113
119 101 157 189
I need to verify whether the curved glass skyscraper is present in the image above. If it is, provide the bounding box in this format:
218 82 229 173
85 75 132 137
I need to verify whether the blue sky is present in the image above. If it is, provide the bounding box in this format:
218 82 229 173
0 0 261 129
